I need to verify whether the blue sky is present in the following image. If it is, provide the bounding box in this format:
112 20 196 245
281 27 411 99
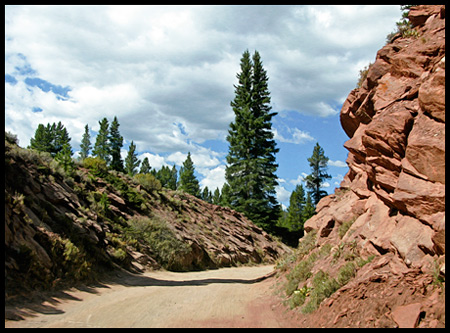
5 5 401 208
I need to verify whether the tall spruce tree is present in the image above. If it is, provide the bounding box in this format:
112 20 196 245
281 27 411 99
51 122 71 156
93 117 110 164
80 124 91 160
212 187 221 205
225 50 280 232
302 192 316 221
125 141 140 176
109 116 124 172
139 157 151 174
305 142 331 205
155 165 177 190
29 124 52 153
286 184 306 232
220 183 232 208
29 122 71 157
201 186 212 203
178 152 200 197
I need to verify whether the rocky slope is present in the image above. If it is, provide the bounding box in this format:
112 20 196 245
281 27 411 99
5 140 290 300
277 5 445 328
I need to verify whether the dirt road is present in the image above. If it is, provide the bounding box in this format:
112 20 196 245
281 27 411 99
5 265 299 328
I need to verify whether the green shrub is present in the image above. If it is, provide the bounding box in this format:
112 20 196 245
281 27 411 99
59 239 93 280
289 286 311 309
356 63 372 88
285 252 317 296
5 131 19 145
134 173 162 192
110 248 127 262
296 230 317 259
337 261 356 286
302 270 340 314
386 5 420 44
82 157 108 177
125 215 191 271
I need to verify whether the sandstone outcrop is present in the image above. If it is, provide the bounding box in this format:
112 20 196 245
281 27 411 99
282 5 444 328
334 4 445 268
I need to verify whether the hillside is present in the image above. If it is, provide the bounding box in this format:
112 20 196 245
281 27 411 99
275 5 445 328
5 139 290 300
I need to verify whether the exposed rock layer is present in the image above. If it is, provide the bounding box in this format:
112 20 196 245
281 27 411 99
284 5 445 328
5 142 289 298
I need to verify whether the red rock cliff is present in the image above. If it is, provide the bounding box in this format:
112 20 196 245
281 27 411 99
285 5 444 328
334 4 445 263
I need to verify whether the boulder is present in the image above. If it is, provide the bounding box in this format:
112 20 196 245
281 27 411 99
391 303 422 328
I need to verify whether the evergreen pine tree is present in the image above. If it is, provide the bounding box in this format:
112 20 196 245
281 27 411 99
220 183 232 208
139 157 151 174
109 116 124 172
55 143 74 173
225 50 280 232
286 184 306 232
302 192 316 221
201 186 212 203
305 142 331 205
155 165 177 189
93 117 110 164
80 124 91 160
29 124 52 152
212 187 221 205
29 122 71 157
178 152 200 197
51 121 71 157
125 141 140 176
168 165 178 190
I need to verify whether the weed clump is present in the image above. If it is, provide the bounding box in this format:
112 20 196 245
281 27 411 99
124 215 192 271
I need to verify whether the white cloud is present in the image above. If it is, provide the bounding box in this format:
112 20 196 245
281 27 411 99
290 173 308 186
199 165 226 191
273 127 314 145
329 160 347 168
166 151 187 167
5 5 400 150
5 5 400 195
276 185 291 205
139 152 168 170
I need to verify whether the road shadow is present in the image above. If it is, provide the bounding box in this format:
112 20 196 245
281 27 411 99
110 269 276 287
5 280 111 322
5 268 275 322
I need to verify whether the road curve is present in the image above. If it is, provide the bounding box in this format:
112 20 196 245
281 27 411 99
5 265 299 328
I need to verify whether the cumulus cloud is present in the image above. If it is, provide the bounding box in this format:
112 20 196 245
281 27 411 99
273 127 314 145
329 159 347 168
199 165 226 191
290 173 308 186
139 152 169 171
5 5 400 146
5 5 400 195
276 185 291 205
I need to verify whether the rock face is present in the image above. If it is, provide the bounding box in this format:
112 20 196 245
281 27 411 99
281 5 444 328
334 4 445 267
5 141 290 299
